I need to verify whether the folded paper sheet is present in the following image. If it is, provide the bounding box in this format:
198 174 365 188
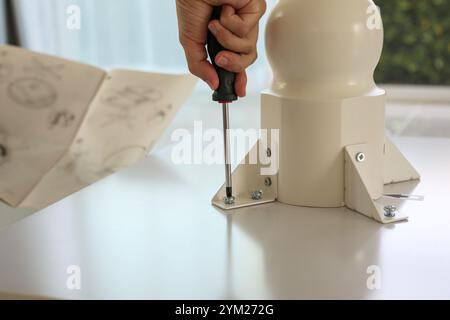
0 45 197 210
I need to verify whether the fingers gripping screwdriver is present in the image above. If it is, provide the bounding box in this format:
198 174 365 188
207 6 237 201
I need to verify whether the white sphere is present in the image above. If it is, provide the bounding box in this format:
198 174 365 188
265 0 384 98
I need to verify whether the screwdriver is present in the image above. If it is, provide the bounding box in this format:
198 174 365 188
207 6 237 202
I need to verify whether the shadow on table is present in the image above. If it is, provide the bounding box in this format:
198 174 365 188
219 181 419 299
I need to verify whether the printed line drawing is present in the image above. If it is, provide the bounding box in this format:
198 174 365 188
8 78 57 109
60 138 101 185
24 57 65 81
61 142 147 185
0 128 9 166
48 110 76 130
100 86 164 129
0 60 13 85
147 103 173 126
0 126 33 168
101 103 171 129
101 110 136 129
0 49 12 84
101 86 163 110
61 138 83 173
0 144 8 166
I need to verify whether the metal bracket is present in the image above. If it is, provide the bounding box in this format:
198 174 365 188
345 144 408 224
212 141 278 210
212 138 420 224
384 137 421 184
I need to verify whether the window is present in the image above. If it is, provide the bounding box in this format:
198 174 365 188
13 0 277 91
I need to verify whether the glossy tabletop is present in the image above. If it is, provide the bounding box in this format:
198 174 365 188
0 90 450 299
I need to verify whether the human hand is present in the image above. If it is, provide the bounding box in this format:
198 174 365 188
176 0 267 97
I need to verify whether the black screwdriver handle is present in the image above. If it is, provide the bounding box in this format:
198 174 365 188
207 6 238 103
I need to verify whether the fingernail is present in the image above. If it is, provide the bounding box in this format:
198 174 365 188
217 56 228 67
208 23 218 35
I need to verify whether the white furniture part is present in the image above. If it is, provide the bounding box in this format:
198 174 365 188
213 0 420 224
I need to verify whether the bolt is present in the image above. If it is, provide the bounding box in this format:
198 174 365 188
384 205 397 218
356 152 366 163
223 196 235 205
266 148 272 158
251 190 263 201
264 177 272 187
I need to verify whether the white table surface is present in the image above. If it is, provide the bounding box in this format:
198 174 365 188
0 90 450 300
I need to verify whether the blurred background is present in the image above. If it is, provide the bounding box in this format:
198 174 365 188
376 0 449 85
1 0 448 91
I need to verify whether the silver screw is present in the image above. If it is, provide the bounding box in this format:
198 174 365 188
356 152 366 163
384 205 397 218
264 177 272 187
251 190 263 201
223 196 235 205
266 148 272 158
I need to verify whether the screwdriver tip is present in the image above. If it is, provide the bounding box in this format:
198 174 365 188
226 187 233 198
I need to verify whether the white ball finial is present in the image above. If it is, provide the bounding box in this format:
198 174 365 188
265 0 384 98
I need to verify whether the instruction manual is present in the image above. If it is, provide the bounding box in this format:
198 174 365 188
0 45 197 210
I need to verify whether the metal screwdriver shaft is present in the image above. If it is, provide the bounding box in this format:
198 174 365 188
207 6 238 203
222 102 232 198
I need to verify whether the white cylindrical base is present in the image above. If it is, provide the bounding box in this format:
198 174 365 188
261 90 386 208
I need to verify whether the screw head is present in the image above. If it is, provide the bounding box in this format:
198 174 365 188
384 205 397 218
223 196 235 205
266 148 272 158
264 177 272 187
356 152 366 163
251 190 263 201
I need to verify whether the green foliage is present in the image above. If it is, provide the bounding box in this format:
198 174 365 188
375 0 450 85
